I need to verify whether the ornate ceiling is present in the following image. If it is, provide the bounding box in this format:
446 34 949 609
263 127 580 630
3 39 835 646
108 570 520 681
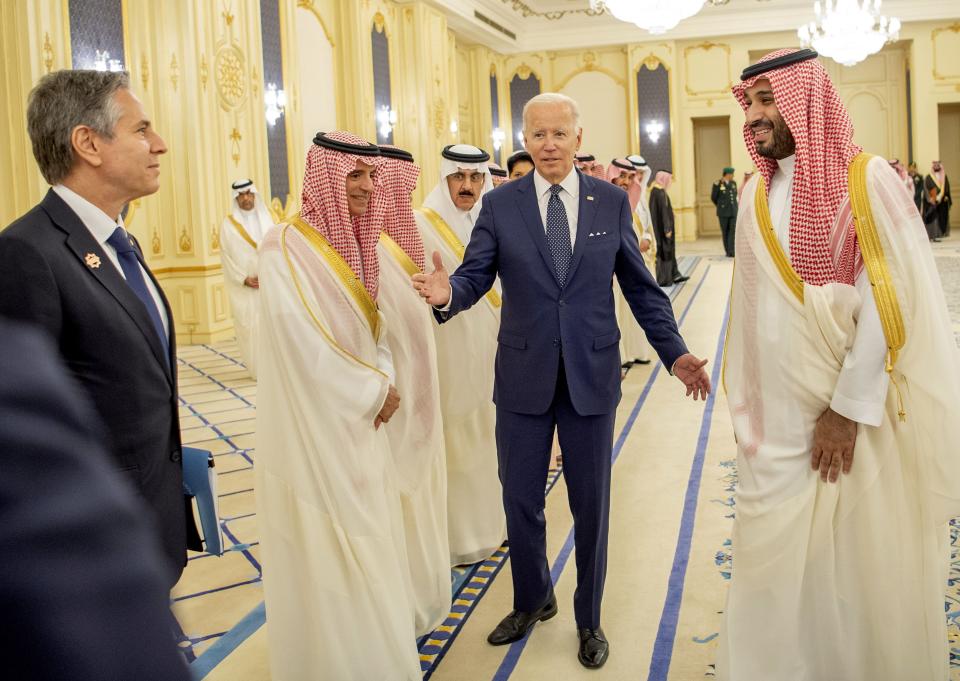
416 0 958 53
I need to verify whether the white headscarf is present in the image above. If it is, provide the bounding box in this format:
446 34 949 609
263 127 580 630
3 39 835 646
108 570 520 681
422 144 493 243
230 179 275 243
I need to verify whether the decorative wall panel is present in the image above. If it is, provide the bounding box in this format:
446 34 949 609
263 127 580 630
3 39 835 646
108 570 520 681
510 68 540 148
372 16 393 144
69 0 125 70
490 71 501 164
260 0 290 202
636 63 672 174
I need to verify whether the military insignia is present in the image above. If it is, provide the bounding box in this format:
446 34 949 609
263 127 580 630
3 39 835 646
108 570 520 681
84 252 101 269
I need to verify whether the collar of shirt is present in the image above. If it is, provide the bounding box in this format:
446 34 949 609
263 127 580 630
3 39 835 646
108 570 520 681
52 184 126 244
533 165 580 201
775 153 796 178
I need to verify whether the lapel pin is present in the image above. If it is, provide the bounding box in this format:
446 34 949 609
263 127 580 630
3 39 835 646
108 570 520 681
84 253 101 269
586 196 595 201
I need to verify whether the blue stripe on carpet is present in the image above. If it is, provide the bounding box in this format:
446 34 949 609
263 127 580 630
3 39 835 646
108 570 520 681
491 263 713 681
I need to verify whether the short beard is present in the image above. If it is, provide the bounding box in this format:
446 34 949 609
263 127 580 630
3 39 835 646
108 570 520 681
755 118 796 160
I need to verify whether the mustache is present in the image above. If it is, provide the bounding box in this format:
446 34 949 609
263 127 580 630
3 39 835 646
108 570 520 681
750 118 774 129
458 190 475 197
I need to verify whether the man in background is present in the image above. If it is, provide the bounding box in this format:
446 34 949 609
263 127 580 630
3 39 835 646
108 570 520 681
925 160 952 238
711 166 738 257
220 178 274 377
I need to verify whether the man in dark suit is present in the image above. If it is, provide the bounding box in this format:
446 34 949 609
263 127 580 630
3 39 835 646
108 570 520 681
0 70 198 586
413 92 711 668
711 166 738 257
0 319 191 680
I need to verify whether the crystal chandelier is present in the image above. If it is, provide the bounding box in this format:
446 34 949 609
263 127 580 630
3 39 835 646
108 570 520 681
589 0 707 35
798 0 901 67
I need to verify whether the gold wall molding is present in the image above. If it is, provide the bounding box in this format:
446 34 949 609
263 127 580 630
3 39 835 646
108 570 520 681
373 11 385 33
296 0 335 46
215 44 246 110
554 61 625 91
932 23 960 81
211 223 220 251
152 228 161 255
154 263 223 276
511 64 540 81
178 226 193 252
169 52 179 91
200 53 209 90
140 53 149 89
230 127 242 165
683 41 732 97
42 32 55 72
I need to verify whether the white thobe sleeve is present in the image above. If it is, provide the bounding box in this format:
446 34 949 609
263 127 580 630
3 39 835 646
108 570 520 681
830 270 890 427
375 312 397 385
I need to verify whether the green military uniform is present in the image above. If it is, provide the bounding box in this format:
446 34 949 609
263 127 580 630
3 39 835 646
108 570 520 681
711 167 738 257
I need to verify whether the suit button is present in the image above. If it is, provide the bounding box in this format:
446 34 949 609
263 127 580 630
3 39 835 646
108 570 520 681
171 450 182 462
559 300 566 306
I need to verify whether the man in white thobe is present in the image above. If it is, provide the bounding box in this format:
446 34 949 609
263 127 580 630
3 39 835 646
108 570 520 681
220 179 273 377
256 131 420 681
414 144 506 565
719 49 960 681
376 144 451 635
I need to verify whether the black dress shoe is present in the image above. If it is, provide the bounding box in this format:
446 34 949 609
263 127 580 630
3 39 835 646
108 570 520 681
487 594 558 645
577 627 609 669
673 275 690 283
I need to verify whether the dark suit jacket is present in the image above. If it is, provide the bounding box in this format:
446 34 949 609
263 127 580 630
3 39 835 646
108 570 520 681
711 179 738 217
0 319 191 681
439 170 687 416
0 189 198 582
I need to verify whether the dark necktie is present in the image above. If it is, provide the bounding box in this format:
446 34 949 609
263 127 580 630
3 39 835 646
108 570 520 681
546 185 572 286
106 226 169 359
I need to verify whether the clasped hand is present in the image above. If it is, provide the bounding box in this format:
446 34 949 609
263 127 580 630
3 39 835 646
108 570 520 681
810 407 856 483
374 385 400 430
411 251 451 307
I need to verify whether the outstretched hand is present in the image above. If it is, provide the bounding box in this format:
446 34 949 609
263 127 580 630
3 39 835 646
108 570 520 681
411 251 452 307
673 353 711 401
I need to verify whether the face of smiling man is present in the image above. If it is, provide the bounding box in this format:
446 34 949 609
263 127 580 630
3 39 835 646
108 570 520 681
742 78 796 160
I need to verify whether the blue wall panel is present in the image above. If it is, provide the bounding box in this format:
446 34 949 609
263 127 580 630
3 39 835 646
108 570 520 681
636 64 672 176
510 72 541 152
69 0 125 70
260 0 290 203
372 26 393 145
490 73 501 165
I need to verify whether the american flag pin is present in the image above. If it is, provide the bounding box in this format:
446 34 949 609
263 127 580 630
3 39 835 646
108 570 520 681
586 196 594 201
84 253 101 269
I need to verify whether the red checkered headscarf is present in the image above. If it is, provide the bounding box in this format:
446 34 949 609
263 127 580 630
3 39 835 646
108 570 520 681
732 49 862 286
588 161 607 180
379 147 424 271
606 159 641 211
300 131 386 299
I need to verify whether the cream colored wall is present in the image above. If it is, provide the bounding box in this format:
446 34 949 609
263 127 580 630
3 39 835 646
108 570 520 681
561 71 628 166
296 3 337 159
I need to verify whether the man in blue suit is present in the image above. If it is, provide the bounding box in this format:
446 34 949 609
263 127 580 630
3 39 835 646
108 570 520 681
413 93 711 668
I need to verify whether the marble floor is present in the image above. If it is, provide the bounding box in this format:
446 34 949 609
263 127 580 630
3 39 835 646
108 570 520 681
172 235 960 680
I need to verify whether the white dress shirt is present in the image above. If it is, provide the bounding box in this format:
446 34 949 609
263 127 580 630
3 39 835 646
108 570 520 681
53 184 170 339
533 166 579 248
769 156 889 426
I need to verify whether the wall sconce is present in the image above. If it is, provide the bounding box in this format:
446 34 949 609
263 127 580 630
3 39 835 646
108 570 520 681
491 127 506 151
645 119 665 144
517 130 525 144
93 50 123 72
265 83 287 127
377 105 397 139
450 119 459 134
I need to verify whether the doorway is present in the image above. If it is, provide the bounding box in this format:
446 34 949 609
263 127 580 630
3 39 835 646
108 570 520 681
938 103 960 233
692 116 731 238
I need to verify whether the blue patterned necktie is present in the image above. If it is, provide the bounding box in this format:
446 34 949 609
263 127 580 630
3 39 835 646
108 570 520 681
106 226 169 360
546 184 572 286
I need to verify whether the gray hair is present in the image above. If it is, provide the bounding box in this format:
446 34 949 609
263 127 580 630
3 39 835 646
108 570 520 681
27 70 130 185
522 92 581 132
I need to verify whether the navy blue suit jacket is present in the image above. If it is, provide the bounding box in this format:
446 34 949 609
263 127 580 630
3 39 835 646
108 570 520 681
0 190 199 582
438 170 687 416
0 320 191 680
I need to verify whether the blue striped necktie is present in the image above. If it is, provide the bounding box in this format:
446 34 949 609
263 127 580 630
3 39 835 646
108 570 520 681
106 226 169 359
546 185 572 286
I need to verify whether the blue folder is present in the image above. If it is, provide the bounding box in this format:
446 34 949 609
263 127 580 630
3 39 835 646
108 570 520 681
182 446 224 556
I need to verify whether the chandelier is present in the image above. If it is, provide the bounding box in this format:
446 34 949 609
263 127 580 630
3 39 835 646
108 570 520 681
589 0 707 35
798 0 900 67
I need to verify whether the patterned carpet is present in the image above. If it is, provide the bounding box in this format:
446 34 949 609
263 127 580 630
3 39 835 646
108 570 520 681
170 245 960 679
